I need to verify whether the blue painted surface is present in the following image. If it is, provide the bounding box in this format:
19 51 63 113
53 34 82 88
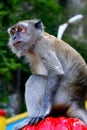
6 118 26 130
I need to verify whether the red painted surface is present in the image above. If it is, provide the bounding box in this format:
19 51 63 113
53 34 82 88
0 109 6 117
22 117 87 130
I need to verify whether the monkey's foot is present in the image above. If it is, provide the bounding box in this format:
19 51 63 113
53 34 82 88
13 116 46 130
29 116 45 125
13 118 30 130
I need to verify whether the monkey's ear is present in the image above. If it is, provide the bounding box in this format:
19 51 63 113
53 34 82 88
7 27 12 36
7 28 10 34
34 20 44 30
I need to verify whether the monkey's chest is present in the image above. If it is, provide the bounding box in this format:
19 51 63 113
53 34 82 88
28 52 48 75
33 59 48 75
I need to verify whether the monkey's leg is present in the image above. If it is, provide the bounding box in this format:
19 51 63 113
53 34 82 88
26 75 61 126
66 102 87 125
13 74 47 130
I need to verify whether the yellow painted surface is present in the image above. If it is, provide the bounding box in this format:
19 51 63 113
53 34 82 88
6 112 28 124
0 116 6 130
85 101 87 110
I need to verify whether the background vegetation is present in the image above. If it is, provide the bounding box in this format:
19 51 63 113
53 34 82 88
0 0 87 117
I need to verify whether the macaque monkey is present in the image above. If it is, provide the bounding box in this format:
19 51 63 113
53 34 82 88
7 19 87 130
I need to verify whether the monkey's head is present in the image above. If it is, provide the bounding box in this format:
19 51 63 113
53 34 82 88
7 20 44 57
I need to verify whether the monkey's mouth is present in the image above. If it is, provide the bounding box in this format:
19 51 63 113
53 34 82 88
13 41 22 48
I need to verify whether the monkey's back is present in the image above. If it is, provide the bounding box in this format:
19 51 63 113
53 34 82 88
43 33 87 103
38 32 87 84
35 32 87 90
52 35 87 82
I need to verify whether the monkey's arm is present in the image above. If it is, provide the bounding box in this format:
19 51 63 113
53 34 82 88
40 51 64 117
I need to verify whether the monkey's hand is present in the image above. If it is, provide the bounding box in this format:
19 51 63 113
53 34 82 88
27 116 45 126
13 117 31 130
13 117 39 130
13 116 46 130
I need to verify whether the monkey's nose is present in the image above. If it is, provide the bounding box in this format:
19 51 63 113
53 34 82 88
12 32 19 40
13 35 17 40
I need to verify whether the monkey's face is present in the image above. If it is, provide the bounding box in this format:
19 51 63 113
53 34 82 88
7 20 44 57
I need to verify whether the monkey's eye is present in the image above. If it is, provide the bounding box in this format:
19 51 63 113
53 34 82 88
10 28 16 35
18 26 26 33
18 27 22 32
10 26 26 35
